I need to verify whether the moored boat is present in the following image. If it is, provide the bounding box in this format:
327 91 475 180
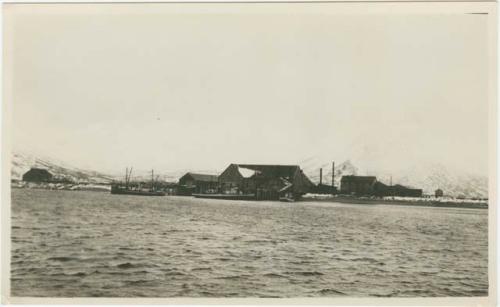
111 185 166 196
111 168 166 196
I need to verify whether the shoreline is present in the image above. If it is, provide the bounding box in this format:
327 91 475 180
302 195 488 209
11 185 488 209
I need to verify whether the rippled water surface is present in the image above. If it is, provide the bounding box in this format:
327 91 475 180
11 189 488 297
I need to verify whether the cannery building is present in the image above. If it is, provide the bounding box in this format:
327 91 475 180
218 164 314 200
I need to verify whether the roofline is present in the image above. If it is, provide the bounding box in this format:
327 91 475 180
185 172 218 176
233 163 301 167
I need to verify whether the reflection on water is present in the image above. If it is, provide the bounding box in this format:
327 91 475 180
11 189 488 297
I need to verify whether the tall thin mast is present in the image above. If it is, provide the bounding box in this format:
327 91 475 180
125 167 128 188
128 167 133 187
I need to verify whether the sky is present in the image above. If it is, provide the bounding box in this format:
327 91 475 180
6 4 491 176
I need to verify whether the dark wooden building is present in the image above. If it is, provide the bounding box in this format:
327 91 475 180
390 184 423 197
435 189 444 198
218 164 314 200
374 182 423 197
178 172 218 195
22 168 53 182
312 183 337 194
340 175 377 195
341 175 422 197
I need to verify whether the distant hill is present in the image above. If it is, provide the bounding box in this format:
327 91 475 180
11 151 218 184
11 151 114 184
388 162 488 199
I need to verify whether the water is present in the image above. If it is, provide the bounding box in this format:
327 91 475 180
11 189 488 297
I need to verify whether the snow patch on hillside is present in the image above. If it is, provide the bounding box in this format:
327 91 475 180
11 151 114 184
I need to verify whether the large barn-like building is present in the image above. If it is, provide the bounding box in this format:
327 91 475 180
177 172 218 195
218 164 314 200
22 168 53 182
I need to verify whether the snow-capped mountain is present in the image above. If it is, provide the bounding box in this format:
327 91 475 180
389 162 488 199
11 151 115 184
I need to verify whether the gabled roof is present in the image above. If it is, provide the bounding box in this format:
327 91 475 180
235 164 300 179
237 166 257 178
182 172 218 182
221 163 314 191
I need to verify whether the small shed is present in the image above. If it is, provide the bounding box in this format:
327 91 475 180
435 189 444 198
22 168 53 182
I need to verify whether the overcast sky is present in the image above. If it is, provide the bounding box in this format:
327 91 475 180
7 4 490 176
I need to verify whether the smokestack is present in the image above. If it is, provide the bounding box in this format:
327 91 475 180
319 168 323 185
332 161 335 188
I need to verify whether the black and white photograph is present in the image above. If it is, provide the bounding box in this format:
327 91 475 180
1 1 497 303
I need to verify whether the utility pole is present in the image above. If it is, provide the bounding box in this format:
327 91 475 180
319 168 323 185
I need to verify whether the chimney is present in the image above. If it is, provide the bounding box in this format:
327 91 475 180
319 168 323 185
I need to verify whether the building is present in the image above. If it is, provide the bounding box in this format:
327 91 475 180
22 168 53 182
382 184 423 197
340 176 377 195
218 164 314 200
435 189 444 198
312 183 337 195
341 175 423 197
177 172 218 195
372 181 423 197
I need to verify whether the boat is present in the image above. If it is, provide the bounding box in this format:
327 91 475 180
110 186 166 196
111 167 166 196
